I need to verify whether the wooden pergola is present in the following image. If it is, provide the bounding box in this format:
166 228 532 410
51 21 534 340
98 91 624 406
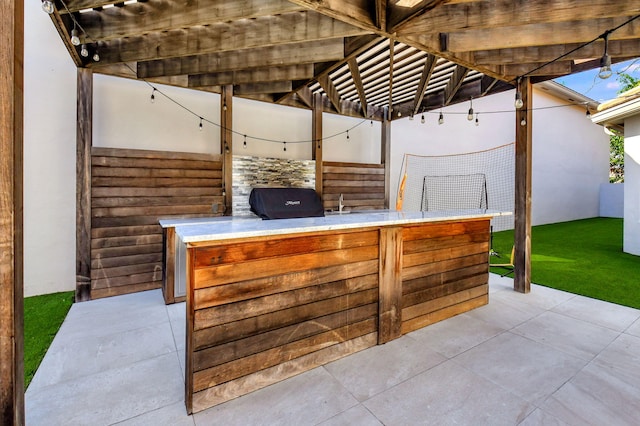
3 0 640 421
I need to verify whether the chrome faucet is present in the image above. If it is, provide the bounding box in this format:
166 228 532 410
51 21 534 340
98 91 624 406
339 193 344 213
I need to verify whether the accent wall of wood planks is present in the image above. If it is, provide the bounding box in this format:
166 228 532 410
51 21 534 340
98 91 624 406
90 148 223 299
186 229 380 413
184 218 490 413
322 162 385 211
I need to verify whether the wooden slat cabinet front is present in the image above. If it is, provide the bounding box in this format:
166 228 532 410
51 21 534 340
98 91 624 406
183 218 491 413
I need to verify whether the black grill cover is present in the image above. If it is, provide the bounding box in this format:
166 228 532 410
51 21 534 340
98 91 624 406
249 188 324 220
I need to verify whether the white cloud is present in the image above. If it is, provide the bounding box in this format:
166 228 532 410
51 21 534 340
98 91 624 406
606 81 620 90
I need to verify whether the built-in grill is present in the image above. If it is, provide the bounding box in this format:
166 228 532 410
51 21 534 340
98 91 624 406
249 187 324 220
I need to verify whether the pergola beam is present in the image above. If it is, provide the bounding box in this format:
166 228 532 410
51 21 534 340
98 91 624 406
188 65 314 88
348 58 368 117
0 0 24 422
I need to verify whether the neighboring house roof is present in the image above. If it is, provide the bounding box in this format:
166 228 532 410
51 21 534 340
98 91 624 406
537 81 599 113
591 85 640 130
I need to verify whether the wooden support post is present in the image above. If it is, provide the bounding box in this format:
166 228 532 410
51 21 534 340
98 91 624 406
76 68 93 302
312 93 323 196
378 227 402 343
381 108 391 208
514 77 532 293
162 227 176 304
221 85 233 215
0 0 25 422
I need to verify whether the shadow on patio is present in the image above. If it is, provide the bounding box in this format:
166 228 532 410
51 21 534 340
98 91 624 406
25 274 640 425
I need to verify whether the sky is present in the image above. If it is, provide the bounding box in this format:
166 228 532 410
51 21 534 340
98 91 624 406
553 58 640 102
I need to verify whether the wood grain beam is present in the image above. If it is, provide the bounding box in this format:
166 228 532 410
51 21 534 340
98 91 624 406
188 65 313 88
287 0 378 32
0 0 24 422
96 11 367 65
374 0 387 31
76 0 305 40
234 81 292 95
514 77 532 294
473 39 640 66
446 16 640 53
137 39 345 79
443 65 469 105
395 0 640 35
317 74 342 114
412 54 437 115
76 68 93 302
347 58 368 117
387 0 450 33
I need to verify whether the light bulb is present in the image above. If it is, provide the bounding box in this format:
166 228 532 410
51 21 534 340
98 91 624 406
283 142 287 152
514 92 524 109
199 118 203 131
409 114 414 121
71 28 80 46
397 111 402 117
93 51 100 62
438 112 444 125
42 0 55 14
150 89 155 103
598 54 612 79
475 114 479 127
80 44 89 57
585 107 591 118
421 114 425 124
223 103 227 111
346 131 350 140
467 107 474 121
520 118 527 126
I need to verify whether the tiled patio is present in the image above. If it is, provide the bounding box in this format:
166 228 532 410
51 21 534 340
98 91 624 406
25 274 640 425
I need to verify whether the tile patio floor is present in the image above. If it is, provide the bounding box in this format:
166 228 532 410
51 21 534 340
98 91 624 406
25 274 640 425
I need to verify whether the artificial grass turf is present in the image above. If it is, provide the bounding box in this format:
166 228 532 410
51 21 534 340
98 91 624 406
490 217 640 309
24 291 74 388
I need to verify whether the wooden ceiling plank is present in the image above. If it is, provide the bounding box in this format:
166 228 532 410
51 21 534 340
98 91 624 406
443 65 469 105
395 0 640 35
96 11 369 65
411 54 437 115
234 81 293 95
286 0 378 32
473 39 640 66
387 0 450 33
374 0 387 31
447 16 640 53
318 74 342 114
188 65 314 87
347 58 368 117
137 39 345 79
502 61 573 77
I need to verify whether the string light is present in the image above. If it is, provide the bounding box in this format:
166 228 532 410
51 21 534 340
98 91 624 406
223 102 228 111
467 99 474 121
199 117 203 131
93 50 100 62
346 130 350 140
224 143 230 154
520 118 527 126
438 111 444 125
80 44 89 58
598 33 613 80
42 0 55 14
475 113 479 127
585 105 592 118
150 88 156 103
421 113 425 124
243 135 247 149
514 78 524 109
70 27 80 46
283 141 287 152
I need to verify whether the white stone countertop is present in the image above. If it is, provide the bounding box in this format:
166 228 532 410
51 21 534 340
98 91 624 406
173 209 511 244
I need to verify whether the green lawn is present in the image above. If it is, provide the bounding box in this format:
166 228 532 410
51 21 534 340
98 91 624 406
24 291 74 388
490 217 640 309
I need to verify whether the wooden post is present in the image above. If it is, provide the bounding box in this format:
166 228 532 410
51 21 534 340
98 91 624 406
514 77 532 293
378 227 402 343
381 108 391 208
76 68 93 302
221 85 233 215
0 0 25 422
312 93 323 197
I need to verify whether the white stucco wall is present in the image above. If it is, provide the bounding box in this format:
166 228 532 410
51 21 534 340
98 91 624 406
391 88 610 226
624 115 640 255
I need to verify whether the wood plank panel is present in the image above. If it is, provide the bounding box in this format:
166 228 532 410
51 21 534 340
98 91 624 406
401 295 488 335
90 147 223 299
323 162 386 211
378 227 402 344
191 333 377 413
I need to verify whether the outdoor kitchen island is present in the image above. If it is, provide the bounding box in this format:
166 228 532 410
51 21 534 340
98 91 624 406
174 210 508 413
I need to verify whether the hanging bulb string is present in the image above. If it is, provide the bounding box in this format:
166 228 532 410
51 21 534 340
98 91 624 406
513 14 640 83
